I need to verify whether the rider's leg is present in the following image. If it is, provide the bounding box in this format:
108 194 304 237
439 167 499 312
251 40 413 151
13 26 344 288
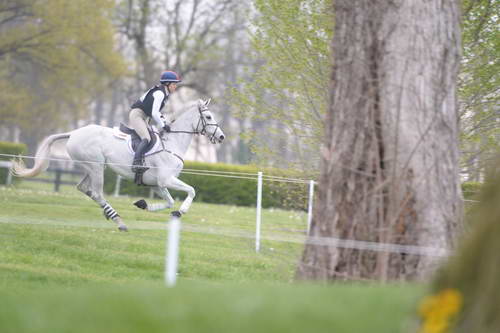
129 109 151 172
132 139 149 172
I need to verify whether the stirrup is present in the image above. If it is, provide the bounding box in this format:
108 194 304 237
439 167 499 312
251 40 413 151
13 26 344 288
134 169 148 185
131 164 149 173
131 157 148 173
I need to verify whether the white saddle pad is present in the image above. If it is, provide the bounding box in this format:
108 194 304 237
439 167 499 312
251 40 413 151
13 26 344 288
112 127 162 157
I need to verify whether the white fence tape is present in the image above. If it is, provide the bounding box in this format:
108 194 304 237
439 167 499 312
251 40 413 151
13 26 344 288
0 208 451 258
305 235 450 257
0 153 312 183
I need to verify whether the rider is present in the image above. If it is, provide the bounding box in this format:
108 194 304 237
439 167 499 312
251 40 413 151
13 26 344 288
129 70 181 173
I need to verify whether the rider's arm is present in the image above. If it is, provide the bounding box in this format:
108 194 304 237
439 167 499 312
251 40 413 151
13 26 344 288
151 90 167 128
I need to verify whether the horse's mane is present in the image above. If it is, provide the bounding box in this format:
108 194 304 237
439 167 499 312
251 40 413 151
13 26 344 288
168 100 199 122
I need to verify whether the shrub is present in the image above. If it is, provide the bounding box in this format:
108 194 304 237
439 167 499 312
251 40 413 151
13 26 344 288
0 141 27 185
461 181 481 201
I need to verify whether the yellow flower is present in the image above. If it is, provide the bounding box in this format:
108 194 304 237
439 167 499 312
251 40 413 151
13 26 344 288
418 288 463 333
420 318 448 333
438 289 462 315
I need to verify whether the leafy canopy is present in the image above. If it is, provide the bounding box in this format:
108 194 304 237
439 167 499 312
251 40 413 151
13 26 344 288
0 0 128 133
231 0 333 170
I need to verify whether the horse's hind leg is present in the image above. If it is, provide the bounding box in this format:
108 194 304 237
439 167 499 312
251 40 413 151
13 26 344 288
77 168 128 232
133 186 174 212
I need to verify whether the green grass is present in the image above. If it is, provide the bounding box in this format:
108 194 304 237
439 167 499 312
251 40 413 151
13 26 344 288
0 185 303 287
0 183 424 332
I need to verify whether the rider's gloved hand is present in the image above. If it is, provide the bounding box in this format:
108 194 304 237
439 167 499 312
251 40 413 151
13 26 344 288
163 124 171 133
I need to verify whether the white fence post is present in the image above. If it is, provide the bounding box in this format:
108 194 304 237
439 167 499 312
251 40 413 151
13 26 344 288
0 161 13 185
307 180 315 235
6 170 12 185
113 175 122 197
256 171 263 253
165 215 181 287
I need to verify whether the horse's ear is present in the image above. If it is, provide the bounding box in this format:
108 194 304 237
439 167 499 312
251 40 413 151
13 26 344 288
205 98 211 106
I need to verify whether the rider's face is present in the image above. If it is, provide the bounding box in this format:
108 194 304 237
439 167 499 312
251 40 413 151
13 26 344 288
168 83 177 93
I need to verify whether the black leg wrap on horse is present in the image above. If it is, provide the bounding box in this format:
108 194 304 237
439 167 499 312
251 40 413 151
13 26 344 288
171 211 182 218
103 203 119 220
134 199 148 210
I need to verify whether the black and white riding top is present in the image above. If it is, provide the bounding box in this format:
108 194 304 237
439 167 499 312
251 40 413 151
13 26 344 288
131 85 169 127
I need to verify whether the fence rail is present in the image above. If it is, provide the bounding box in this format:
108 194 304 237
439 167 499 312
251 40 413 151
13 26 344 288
0 161 84 192
24 168 84 192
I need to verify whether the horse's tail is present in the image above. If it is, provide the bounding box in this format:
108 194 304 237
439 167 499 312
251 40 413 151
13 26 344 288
11 132 72 178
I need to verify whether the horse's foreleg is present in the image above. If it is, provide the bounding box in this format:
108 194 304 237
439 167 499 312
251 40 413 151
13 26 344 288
134 187 174 212
164 177 195 215
77 172 128 232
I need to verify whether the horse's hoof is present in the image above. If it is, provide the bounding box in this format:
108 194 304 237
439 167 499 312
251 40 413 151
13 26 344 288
171 211 182 218
134 199 148 210
118 224 129 232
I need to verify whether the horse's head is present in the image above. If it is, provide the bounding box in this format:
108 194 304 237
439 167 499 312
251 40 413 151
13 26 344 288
196 98 225 144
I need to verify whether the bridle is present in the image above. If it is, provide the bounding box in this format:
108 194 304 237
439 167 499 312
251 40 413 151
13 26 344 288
166 105 221 143
141 104 222 165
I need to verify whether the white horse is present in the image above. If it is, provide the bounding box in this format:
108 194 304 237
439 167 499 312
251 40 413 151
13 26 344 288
11 99 225 231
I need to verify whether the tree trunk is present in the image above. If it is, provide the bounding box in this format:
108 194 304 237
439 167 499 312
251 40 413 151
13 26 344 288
297 0 463 281
107 86 121 127
93 94 104 125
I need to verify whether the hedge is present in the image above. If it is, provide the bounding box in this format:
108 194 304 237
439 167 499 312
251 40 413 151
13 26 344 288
103 162 482 210
103 161 311 210
0 141 27 185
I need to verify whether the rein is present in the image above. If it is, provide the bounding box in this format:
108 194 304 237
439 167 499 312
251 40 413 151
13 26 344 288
145 105 220 163
167 106 221 143
145 133 184 164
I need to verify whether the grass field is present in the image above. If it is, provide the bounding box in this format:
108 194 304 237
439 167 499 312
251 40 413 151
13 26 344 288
0 182 425 332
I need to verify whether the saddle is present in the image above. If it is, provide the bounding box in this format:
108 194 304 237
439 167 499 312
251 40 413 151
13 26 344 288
118 124 161 186
119 123 158 153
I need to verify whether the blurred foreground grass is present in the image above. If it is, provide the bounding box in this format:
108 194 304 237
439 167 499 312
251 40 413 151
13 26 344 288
0 282 422 333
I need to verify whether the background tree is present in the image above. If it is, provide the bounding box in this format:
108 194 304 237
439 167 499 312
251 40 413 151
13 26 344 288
459 0 499 182
113 0 247 163
230 0 333 170
231 0 498 174
0 0 127 152
297 0 463 281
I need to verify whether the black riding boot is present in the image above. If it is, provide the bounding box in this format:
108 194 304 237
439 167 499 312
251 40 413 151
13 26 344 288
132 139 149 173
